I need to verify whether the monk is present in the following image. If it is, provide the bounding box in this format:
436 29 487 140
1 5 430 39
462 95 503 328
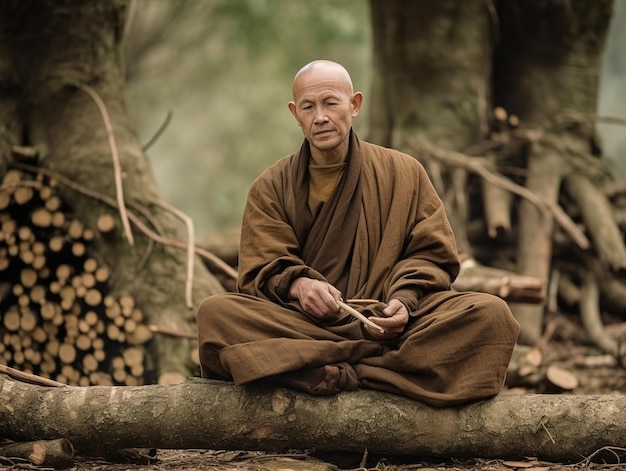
196 60 520 407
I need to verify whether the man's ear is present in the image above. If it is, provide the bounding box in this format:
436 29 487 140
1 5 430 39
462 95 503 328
351 92 363 117
288 101 299 125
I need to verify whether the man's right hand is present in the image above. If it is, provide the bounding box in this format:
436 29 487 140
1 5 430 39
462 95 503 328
289 277 342 322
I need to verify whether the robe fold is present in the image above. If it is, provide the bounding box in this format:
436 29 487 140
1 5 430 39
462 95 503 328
197 132 520 406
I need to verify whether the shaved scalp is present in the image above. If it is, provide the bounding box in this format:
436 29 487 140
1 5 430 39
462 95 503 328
292 60 354 99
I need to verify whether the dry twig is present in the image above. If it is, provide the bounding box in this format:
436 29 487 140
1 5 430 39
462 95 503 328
0 365 67 388
68 80 134 246
405 135 590 250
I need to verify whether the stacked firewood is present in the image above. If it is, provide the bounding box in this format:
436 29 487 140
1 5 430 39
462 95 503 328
0 168 153 386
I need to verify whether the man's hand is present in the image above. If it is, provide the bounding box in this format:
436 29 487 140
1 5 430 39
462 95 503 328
289 277 342 321
365 299 409 340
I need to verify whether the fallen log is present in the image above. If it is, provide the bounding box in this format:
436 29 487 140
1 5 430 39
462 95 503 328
1 374 625 462
452 259 544 304
0 438 74 467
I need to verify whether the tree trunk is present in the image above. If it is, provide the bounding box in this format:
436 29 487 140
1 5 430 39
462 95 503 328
0 0 224 383
0 373 624 463
495 0 613 343
0 38 21 178
368 0 492 259
369 0 615 345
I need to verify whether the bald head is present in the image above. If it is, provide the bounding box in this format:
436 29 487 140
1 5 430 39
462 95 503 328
292 60 354 100
288 60 363 164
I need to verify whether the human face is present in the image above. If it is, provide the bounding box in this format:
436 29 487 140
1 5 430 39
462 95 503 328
289 66 362 164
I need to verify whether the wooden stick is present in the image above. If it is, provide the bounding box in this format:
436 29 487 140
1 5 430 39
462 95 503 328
155 199 194 309
337 300 385 334
0 365 67 388
148 324 197 339
346 298 379 304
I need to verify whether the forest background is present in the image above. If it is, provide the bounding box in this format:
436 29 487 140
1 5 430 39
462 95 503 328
2 2 626 468
124 0 626 239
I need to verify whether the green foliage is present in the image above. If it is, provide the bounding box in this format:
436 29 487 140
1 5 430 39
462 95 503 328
214 0 368 60
125 0 371 236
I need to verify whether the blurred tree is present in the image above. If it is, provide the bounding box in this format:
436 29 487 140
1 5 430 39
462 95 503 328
0 0 224 383
368 0 615 344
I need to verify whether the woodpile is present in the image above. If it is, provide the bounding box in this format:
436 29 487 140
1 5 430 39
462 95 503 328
0 168 156 386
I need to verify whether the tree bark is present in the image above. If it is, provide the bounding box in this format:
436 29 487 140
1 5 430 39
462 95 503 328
0 0 224 383
511 146 562 344
0 35 22 177
368 0 492 259
494 0 613 344
0 373 624 463
495 0 612 127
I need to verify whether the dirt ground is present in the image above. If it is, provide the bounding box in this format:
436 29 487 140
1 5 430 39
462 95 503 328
42 448 626 471
2 312 626 471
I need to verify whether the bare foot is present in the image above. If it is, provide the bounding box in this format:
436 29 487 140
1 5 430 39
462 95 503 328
270 364 358 395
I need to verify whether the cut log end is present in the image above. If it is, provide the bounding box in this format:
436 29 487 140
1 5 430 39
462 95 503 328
545 365 579 392
158 371 187 385
96 213 116 234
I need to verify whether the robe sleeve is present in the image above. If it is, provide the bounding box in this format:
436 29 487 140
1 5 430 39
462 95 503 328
237 162 327 307
383 159 460 313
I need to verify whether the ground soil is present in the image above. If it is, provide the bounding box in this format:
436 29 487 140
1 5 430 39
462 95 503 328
2 311 625 471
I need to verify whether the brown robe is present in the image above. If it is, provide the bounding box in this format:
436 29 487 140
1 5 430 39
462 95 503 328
197 131 520 407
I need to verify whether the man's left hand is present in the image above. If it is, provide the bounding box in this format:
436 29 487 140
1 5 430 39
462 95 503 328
365 299 409 340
